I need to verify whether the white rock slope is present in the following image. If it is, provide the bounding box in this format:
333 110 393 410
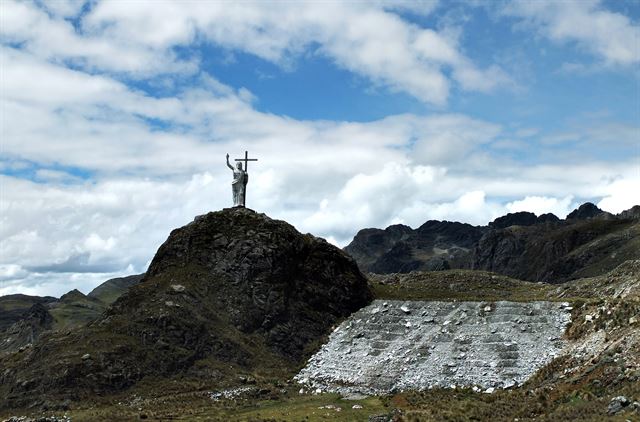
296 300 571 394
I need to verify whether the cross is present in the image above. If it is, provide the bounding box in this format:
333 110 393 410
234 150 258 172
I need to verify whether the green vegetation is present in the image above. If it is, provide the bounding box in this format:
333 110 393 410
370 269 555 302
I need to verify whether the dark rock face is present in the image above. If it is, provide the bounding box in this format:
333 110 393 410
138 207 371 358
0 295 57 332
344 204 640 282
489 211 538 229
0 303 53 354
344 224 413 271
566 202 605 220
346 220 485 274
0 208 371 407
472 216 640 282
538 213 560 224
619 205 640 220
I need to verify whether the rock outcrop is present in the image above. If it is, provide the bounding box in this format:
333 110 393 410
489 211 539 229
345 220 484 274
0 303 53 354
0 208 371 408
566 202 608 220
0 295 57 332
345 203 640 282
473 216 640 282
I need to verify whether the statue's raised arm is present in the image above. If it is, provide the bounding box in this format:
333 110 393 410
226 153 234 171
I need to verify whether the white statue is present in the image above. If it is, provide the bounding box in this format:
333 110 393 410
226 151 257 207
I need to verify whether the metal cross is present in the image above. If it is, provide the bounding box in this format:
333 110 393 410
234 150 258 172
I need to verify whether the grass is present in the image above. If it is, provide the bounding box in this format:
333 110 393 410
11 380 635 422
3 386 387 422
370 269 555 302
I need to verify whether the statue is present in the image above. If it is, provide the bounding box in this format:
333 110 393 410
226 151 257 207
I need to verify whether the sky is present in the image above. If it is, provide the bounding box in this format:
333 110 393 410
1 0 639 297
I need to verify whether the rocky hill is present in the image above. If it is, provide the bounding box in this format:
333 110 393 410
0 208 371 409
87 274 144 305
0 275 144 355
345 203 640 283
0 295 57 332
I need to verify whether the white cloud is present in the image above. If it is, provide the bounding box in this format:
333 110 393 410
1 46 637 294
1 1 511 105
506 195 574 218
501 0 640 67
0 0 638 297
598 177 640 214
42 0 86 18
0 1 196 75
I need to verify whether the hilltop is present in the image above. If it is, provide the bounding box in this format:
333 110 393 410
0 207 371 409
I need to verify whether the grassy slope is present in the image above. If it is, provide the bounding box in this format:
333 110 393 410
370 269 553 302
87 274 144 305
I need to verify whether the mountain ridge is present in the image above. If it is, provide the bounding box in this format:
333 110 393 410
345 202 640 282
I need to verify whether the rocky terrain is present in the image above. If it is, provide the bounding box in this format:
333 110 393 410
296 300 571 395
1 209 639 421
0 208 370 409
345 203 640 283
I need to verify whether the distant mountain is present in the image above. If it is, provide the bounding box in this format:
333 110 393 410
345 203 640 283
0 207 370 408
88 274 144 305
0 275 143 355
0 294 56 332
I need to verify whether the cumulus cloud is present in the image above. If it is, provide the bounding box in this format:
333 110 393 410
1 0 511 105
598 177 640 214
500 0 640 67
0 1 638 297
506 195 574 218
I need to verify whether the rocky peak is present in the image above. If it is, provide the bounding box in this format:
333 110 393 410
140 207 372 358
58 289 87 303
566 202 605 220
538 213 560 224
489 211 538 229
619 205 640 220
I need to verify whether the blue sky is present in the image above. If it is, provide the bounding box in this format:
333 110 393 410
1 0 639 296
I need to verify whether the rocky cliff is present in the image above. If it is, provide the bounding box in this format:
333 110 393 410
345 203 640 282
0 208 371 408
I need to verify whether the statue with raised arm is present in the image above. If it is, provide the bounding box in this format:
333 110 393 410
226 153 247 207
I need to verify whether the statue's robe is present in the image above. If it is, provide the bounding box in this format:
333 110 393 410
232 169 247 207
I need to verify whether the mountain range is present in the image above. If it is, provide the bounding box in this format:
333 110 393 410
345 202 640 282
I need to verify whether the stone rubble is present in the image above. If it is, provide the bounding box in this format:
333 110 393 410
208 386 255 401
295 300 571 395
2 417 71 422
608 395 631 415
